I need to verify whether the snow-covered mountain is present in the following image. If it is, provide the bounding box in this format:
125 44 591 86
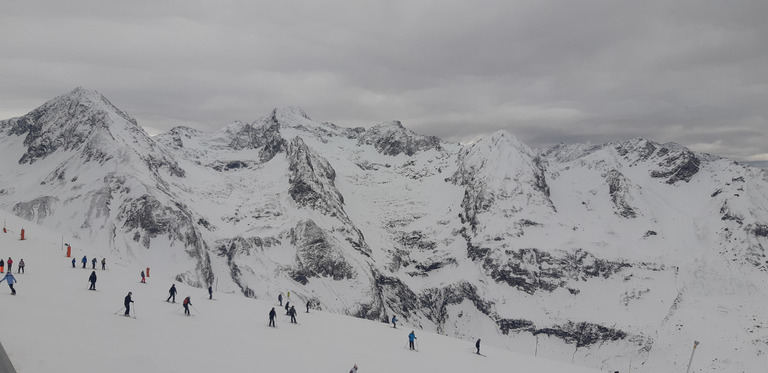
0 210 602 373
2 87 767 372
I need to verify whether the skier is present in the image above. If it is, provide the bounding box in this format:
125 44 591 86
140 270 146 283
183 296 192 316
89 271 97 290
101 258 106 270
71 258 76 268
124 292 134 316
476 339 481 354
0 258 4 273
81 255 87 269
91 257 96 269
289 305 297 323
278 293 283 306
6 257 12 272
408 331 417 351
18 259 25 274
392 315 398 328
268 307 277 327
285 301 290 314
0 272 17 295
306 300 310 313
167 284 177 303
349 364 358 373
208 285 213 300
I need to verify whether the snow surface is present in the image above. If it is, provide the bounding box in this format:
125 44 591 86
0 210 601 373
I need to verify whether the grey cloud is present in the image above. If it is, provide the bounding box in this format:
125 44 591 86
1 0 766 165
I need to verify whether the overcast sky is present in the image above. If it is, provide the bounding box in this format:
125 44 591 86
1 0 767 165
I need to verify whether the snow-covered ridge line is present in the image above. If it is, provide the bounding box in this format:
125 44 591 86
0 87 766 372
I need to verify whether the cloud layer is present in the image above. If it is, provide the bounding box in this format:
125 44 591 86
1 0 766 163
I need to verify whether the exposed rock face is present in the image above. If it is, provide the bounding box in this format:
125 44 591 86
229 112 286 162
532 321 629 348
420 282 493 333
216 235 280 297
287 136 370 256
605 169 638 218
449 132 554 233
482 248 631 294
118 194 212 286
357 120 442 156
287 137 343 214
288 220 356 284
614 138 701 184
13 196 59 222
649 148 700 184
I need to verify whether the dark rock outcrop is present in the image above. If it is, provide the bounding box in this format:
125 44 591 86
288 220 356 284
357 120 442 156
605 169 638 218
229 112 286 162
483 248 631 294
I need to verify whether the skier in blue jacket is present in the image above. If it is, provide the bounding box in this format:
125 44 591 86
392 315 398 328
0 272 18 295
408 331 417 350
81 256 87 269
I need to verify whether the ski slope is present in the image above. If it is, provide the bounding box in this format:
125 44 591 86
0 211 601 373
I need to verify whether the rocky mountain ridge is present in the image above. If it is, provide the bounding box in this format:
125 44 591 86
1 88 767 372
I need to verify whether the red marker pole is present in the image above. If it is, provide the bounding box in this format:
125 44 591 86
20 228 25 240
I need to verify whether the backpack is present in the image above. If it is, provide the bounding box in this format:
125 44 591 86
183 298 189 305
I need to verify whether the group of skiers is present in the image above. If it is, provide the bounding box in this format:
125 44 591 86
1 257 23 295
267 292 315 327
164 284 194 315
1 257 24 273
73 255 106 270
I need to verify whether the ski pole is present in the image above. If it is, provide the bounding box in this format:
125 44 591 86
191 304 201 315
114 307 125 315
133 304 137 318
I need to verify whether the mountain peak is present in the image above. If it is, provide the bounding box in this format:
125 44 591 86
358 120 442 156
274 106 311 121
1 87 148 164
477 130 534 158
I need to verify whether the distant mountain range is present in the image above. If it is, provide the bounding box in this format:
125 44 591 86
1 87 767 372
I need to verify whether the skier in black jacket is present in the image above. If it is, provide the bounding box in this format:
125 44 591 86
124 292 134 316
269 307 277 327
167 284 177 303
476 339 481 354
88 271 97 290
289 306 297 323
